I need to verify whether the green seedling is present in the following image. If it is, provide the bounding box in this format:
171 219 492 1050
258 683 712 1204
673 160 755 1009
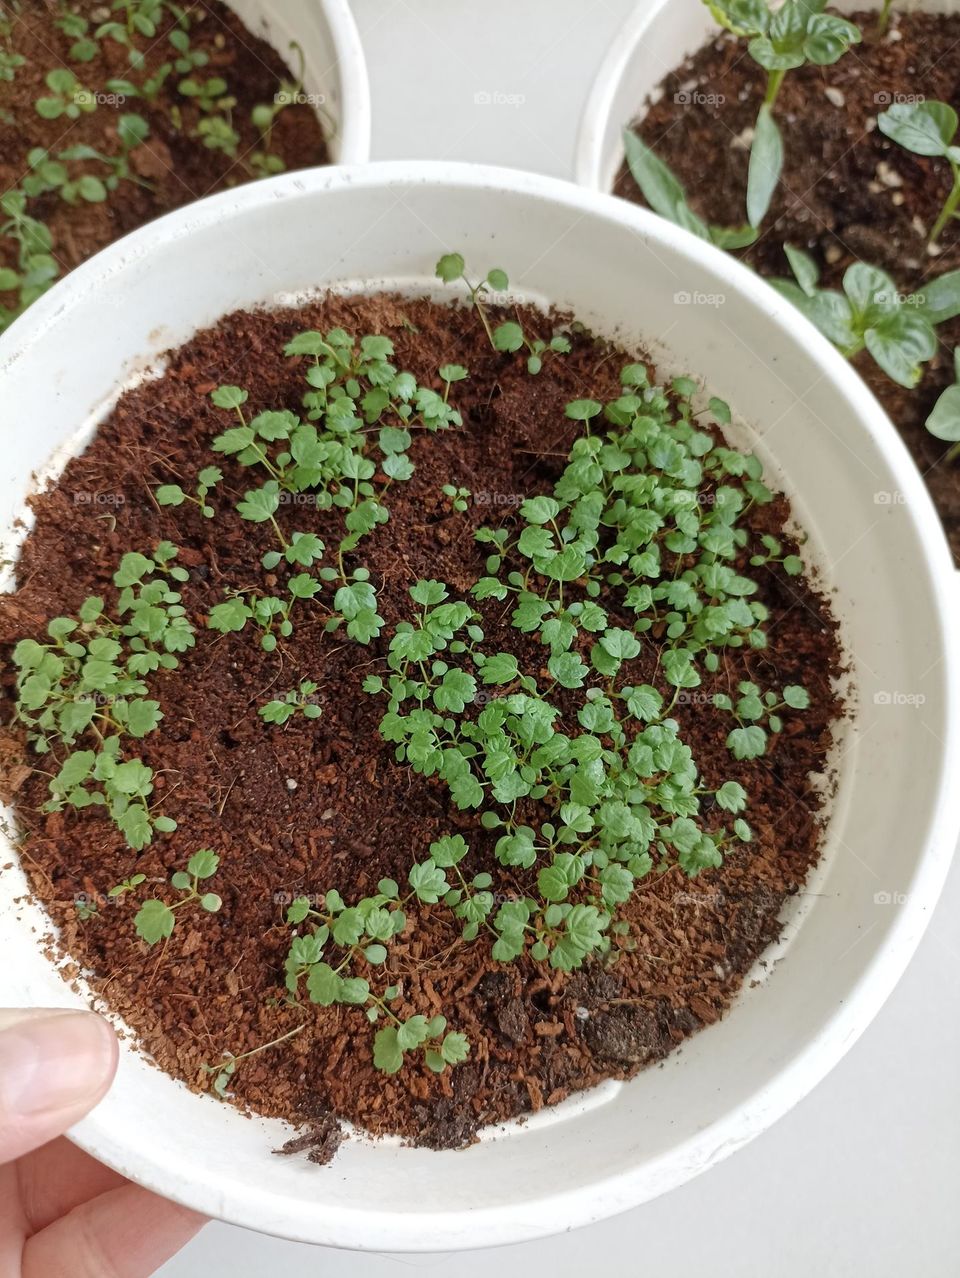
109 873 146 898
35 68 97 119
713 680 810 759
283 883 468 1074
0 191 60 330
75 896 99 922
156 465 223 517
205 331 463 589
112 0 169 39
706 0 861 108
749 533 803 575
57 12 100 62
179 74 232 113
435 259 570 374
249 41 305 177
373 1016 470 1076
490 316 572 374
12 545 192 848
22 116 151 206
207 576 320 653
441 484 471 513
259 681 322 724
434 253 515 349
133 848 222 945
204 1022 306 1098
194 115 240 157
878 99 960 245
0 14 24 81
169 26 208 75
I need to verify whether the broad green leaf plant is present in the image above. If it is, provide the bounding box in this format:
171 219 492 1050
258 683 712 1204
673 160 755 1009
878 99 960 246
771 248 960 390
624 1 860 242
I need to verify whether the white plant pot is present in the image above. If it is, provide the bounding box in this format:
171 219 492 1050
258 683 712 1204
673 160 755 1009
229 0 370 163
575 0 959 193
0 162 957 1250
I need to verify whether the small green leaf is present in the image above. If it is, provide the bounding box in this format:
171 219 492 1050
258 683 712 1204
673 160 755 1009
746 105 782 228
187 848 219 879
435 253 465 283
134 899 174 945
878 100 957 158
493 321 524 353
782 684 810 709
210 385 248 410
373 1026 404 1074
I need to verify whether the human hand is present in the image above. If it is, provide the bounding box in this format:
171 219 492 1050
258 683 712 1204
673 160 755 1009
0 1008 205 1277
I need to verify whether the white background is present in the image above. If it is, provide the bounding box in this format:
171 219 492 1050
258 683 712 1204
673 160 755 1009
159 1 960 1272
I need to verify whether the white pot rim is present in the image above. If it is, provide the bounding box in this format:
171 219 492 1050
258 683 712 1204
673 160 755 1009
320 0 371 164
2 161 959 1250
575 3 655 190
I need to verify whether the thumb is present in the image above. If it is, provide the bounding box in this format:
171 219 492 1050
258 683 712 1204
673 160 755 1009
0 1009 118 1164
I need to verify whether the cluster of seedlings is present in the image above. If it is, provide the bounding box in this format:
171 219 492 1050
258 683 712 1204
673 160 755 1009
8 258 818 1100
0 0 321 333
624 0 960 458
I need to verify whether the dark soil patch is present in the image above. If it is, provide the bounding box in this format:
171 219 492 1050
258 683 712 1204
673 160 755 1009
615 8 960 563
0 0 327 322
0 292 843 1152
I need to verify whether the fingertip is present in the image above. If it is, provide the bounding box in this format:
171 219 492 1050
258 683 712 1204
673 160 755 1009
0 1009 119 1162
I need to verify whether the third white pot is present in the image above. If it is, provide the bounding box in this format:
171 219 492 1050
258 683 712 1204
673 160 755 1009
575 0 959 194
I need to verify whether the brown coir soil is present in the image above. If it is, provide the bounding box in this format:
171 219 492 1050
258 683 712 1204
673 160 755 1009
0 294 843 1153
0 0 327 292
616 9 960 563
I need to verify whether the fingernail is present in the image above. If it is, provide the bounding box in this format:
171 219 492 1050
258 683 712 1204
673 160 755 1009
0 1010 117 1118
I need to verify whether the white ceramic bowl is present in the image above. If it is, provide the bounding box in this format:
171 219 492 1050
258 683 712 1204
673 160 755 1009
230 0 370 163
0 162 957 1250
575 0 958 193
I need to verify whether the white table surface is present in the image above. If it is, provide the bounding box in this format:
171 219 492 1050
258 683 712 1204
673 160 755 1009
159 1 960 1272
